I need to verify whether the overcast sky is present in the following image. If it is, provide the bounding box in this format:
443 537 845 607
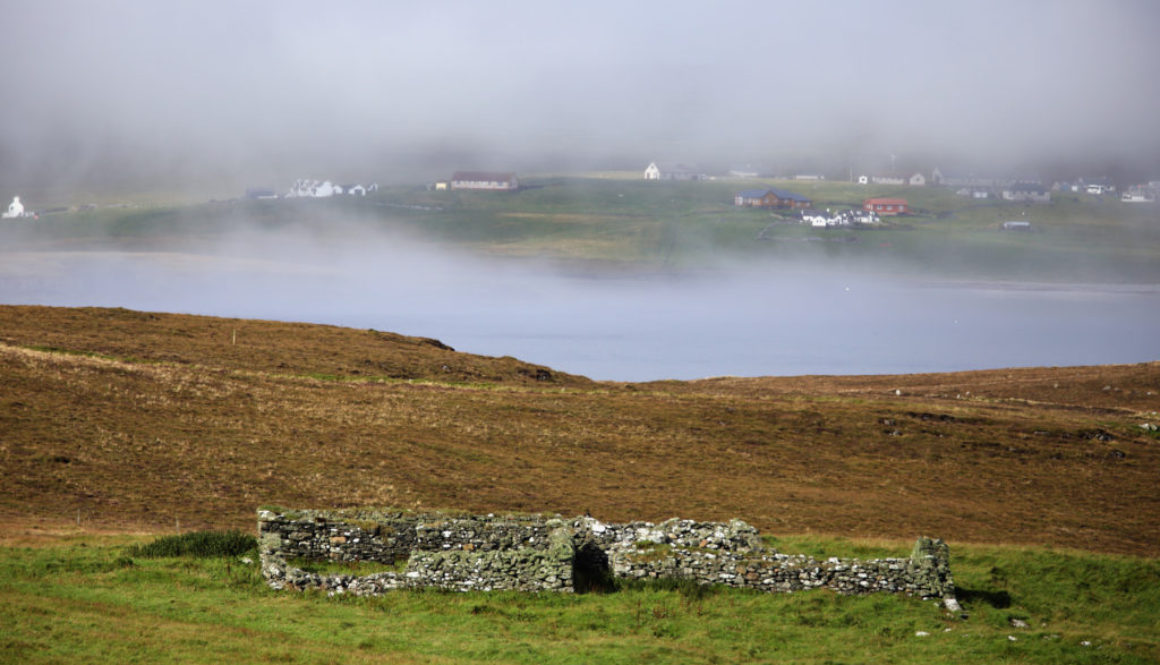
2 0 1158 186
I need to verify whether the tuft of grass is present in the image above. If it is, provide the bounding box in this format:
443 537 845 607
615 576 719 601
128 530 256 558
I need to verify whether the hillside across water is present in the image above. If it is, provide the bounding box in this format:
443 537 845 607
2 305 1158 556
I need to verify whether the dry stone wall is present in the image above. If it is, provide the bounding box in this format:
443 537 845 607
258 509 957 605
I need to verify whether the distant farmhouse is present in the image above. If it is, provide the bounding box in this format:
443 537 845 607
1002 220 1033 231
450 171 519 191
1054 178 1111 194
3 196 30 219
1083 178 1115 195
863 197 909 215
734 187 812 209
643 161 706 181
287 179 378 198
1002 183 1051 204
866 172 926 186
1121 185 1157 203
801 208 880 227
956 187 992 199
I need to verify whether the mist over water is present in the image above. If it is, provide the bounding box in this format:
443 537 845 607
3 229 1157 381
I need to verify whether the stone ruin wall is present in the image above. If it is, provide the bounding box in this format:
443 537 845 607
258 509 957 605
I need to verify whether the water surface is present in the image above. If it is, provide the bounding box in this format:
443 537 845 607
2 244 1156 381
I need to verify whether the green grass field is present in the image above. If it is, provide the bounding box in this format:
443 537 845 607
2 533 1156 664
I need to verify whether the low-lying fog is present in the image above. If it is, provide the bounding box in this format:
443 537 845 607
2 226 1157 381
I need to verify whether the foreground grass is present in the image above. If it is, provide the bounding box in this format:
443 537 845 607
1 535 1156 664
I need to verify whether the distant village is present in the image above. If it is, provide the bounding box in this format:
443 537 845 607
4 159 1157 226
642 160 1160 229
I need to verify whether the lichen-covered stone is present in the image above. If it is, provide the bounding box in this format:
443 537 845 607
257 509 957 607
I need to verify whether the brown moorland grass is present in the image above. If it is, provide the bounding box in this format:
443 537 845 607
1 305 1157 556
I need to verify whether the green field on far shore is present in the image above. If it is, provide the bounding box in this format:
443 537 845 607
6 175 1159 283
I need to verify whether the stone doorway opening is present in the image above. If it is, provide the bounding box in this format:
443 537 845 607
572 541 614 593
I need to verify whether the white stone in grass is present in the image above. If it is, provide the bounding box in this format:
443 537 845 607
915 631 929 637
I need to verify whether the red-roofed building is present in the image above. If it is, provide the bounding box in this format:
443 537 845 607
863 197 909 215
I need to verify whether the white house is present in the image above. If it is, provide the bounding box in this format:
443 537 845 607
2 196 25 218
802 210 831 227
287 179 375 198
643 162 705 181
857 175 869 185
799 208 876 227
908 173 926 186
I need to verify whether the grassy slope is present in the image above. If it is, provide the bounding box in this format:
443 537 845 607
2 305 1158 557
0 534 1156 665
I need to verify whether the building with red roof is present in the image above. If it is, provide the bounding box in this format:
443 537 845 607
862 197 909 215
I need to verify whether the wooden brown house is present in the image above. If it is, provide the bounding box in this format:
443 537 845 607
734 187 812 209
